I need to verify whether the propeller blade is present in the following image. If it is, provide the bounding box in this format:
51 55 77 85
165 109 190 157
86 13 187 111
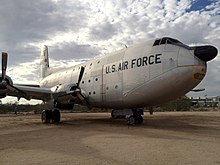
2 52 8 81
77 66 85 88
77 92 91 109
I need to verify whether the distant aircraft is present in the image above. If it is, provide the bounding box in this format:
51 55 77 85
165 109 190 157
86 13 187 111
0 37 218 124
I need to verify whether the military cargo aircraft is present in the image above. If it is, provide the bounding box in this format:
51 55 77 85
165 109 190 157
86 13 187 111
0 37 218 124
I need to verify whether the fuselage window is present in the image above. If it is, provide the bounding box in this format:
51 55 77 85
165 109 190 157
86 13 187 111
95 78 98 81
88 80 91 83
93 91 96 95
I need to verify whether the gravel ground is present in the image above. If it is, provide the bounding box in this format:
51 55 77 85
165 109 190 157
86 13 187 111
0 111 220 165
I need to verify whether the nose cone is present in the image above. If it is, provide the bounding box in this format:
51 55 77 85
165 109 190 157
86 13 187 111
194 45 218 62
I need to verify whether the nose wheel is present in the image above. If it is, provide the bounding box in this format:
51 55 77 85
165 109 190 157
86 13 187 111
127 115 143 125
127 109 144 125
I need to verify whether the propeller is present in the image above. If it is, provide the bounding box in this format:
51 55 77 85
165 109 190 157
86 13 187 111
1 52 8 82
77 66 85 88
76 66 91 109
1 52 29 100
77 92 91 109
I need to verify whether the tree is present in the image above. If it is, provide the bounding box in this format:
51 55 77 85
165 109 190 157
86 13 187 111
159 96 191 111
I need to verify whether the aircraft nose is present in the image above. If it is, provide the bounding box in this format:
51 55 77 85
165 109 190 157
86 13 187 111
193 45 218 62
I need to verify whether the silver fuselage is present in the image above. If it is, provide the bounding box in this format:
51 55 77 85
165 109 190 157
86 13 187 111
40 39 206 109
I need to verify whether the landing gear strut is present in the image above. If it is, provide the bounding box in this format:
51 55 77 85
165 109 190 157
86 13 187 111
41 109 60 124
149 106 154 115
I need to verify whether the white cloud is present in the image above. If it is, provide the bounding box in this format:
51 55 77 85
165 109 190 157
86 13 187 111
7 58 83 84
0 0 219 103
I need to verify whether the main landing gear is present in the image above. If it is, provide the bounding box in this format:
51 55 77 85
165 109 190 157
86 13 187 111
41 109 60 124
111 109 144 125
127 109 143 125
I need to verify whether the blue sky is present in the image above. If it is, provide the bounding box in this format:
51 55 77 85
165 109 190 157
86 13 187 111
188 0 214 11
0 0 219 104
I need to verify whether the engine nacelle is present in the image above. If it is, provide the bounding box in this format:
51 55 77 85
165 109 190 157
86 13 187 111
0 75 13 98
51 83 79 105
0 89 6 98
53 83 76 93
0 74 13 86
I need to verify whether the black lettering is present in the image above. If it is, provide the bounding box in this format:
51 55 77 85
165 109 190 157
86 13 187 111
112 64 116 72
106 66 111 74
137 58 142 67
123 61 128 70
149 55 154 65
118 63 122 71
143 56 148 66
155 54 162 64
131 59 136 68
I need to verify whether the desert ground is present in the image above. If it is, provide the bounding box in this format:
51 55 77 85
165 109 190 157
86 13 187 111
0 111 220 165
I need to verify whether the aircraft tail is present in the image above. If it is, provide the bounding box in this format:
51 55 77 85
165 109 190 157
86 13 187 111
40 45 49 79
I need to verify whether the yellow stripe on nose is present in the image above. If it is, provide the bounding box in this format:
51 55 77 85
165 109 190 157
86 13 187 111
192 71 206 81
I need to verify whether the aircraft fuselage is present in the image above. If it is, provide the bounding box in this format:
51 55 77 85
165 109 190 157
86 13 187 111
40 38 208 109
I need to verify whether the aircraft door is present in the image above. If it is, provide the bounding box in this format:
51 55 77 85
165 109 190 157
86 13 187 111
162 43 179 72
100 65 106 107
150 39 179 78
103 50 124 108
89 60 105 107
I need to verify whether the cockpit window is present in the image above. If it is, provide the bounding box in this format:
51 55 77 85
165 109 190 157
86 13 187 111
153 39 160 46
160 38 167 45
166 38 182 44
153 37 190 49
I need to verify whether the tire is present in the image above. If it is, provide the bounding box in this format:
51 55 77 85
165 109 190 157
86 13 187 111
53 109 60 123
128 115 136 125
41 110 51 124
111 110 117 119
136 115 143 124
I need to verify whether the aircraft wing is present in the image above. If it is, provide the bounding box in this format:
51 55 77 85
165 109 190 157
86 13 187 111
5 84 52 101
0 52 90 108
4 83 90 108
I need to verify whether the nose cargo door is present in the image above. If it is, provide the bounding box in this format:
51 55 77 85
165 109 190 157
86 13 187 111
177 47 195 66
162 44 179 73
150 41 180 79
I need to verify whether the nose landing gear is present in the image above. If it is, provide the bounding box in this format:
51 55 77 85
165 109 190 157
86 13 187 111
127 109 144 125
111 108 144 125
